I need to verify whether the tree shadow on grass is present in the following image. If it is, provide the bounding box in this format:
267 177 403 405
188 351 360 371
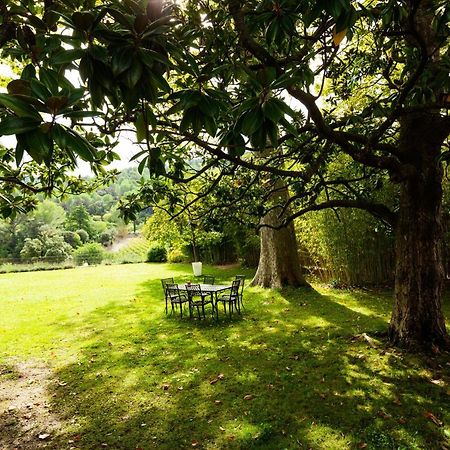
46 280 449 449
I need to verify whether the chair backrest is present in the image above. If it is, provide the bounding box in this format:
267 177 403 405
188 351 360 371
203 275 215 285
165 283 180 297
230 279 241 296
235 275 245 294
161 277 174 290
185 283 202 296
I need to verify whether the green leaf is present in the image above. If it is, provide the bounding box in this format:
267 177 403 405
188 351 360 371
15 141 24 166
135 112 147 142
240 108 263 136
139 48 169 67
262 98 285 122
52 124 96 162
111 46 133 77
52 48 85 65
180 108 194 133
30 79 52 101
124 62 143 88
0 116 40 135
39 68 59 95
0 94 42 120
21 129 53 166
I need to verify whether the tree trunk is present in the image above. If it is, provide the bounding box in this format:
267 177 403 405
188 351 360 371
251 182 308 288
389 113 449 350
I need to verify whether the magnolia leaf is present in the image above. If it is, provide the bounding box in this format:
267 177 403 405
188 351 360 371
0 93 42 120
0 116 40 136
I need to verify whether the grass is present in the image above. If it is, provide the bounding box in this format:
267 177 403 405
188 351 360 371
0 263 449 449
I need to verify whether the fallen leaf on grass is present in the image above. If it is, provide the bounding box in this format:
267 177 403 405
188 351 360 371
399 417 407 425
377 410 392 420
357 443 367 449
243 394 254 400
214 400 222 404
430 379 445 386
191 440 199 447
424 411 443 427
210 378 219 385
219 426 225 432
38 433 50 440
162 384 170 391
217 373 225 380
393 397 402 406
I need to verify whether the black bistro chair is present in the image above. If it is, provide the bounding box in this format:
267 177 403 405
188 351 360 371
166 283 190 318
235 275 246 309
203 275 215 285
215 279 241 319
186 283 214 319
161 277 174 313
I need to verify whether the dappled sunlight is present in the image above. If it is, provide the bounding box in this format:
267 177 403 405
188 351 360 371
1 264 449 448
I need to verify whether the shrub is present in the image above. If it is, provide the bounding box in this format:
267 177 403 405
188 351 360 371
146 244 167 263
167 248 186 263
76 229 89 243
99 229 115 246
73 243 104 265
62 231 82 249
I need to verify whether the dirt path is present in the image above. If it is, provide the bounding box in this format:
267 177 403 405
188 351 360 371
0 360 65 450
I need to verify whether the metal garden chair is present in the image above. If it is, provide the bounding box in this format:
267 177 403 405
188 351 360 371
215 279 241 319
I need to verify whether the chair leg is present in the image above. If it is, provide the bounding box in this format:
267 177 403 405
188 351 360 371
201 303 205 318
180 302 183 319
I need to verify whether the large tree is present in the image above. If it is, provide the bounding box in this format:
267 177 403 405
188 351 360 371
0 0 449 349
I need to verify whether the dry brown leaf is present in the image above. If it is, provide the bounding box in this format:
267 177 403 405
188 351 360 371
191 440 199 447
243 394 254 400
38 433 50 440
357 443 367 449
393 397 402 406
162 383 170 390
377 410 391 420
210 378 218 385
398 417 407 425
214 400 222 404
332 28 347 47
219 426 225 432
424 411 443 427
430 379 444 386
217 373 225 380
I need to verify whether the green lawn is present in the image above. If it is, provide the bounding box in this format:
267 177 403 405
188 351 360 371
0 263 449 449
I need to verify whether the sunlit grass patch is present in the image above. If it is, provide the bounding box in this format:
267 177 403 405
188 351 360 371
0 263 449 449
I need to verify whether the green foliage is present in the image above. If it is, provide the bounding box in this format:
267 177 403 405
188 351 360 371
75 228 89 244
167 247 186 263
73 243 104 265
297 209 394 285
146 243 167 263
62 231 82 249
142 209 183 250
19 226 72 263
66 205 94 237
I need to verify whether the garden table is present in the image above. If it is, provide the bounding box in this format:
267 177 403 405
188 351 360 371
177 284 232 296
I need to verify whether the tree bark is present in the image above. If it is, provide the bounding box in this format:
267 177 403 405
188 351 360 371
251 181 308 288
389 113 449 350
